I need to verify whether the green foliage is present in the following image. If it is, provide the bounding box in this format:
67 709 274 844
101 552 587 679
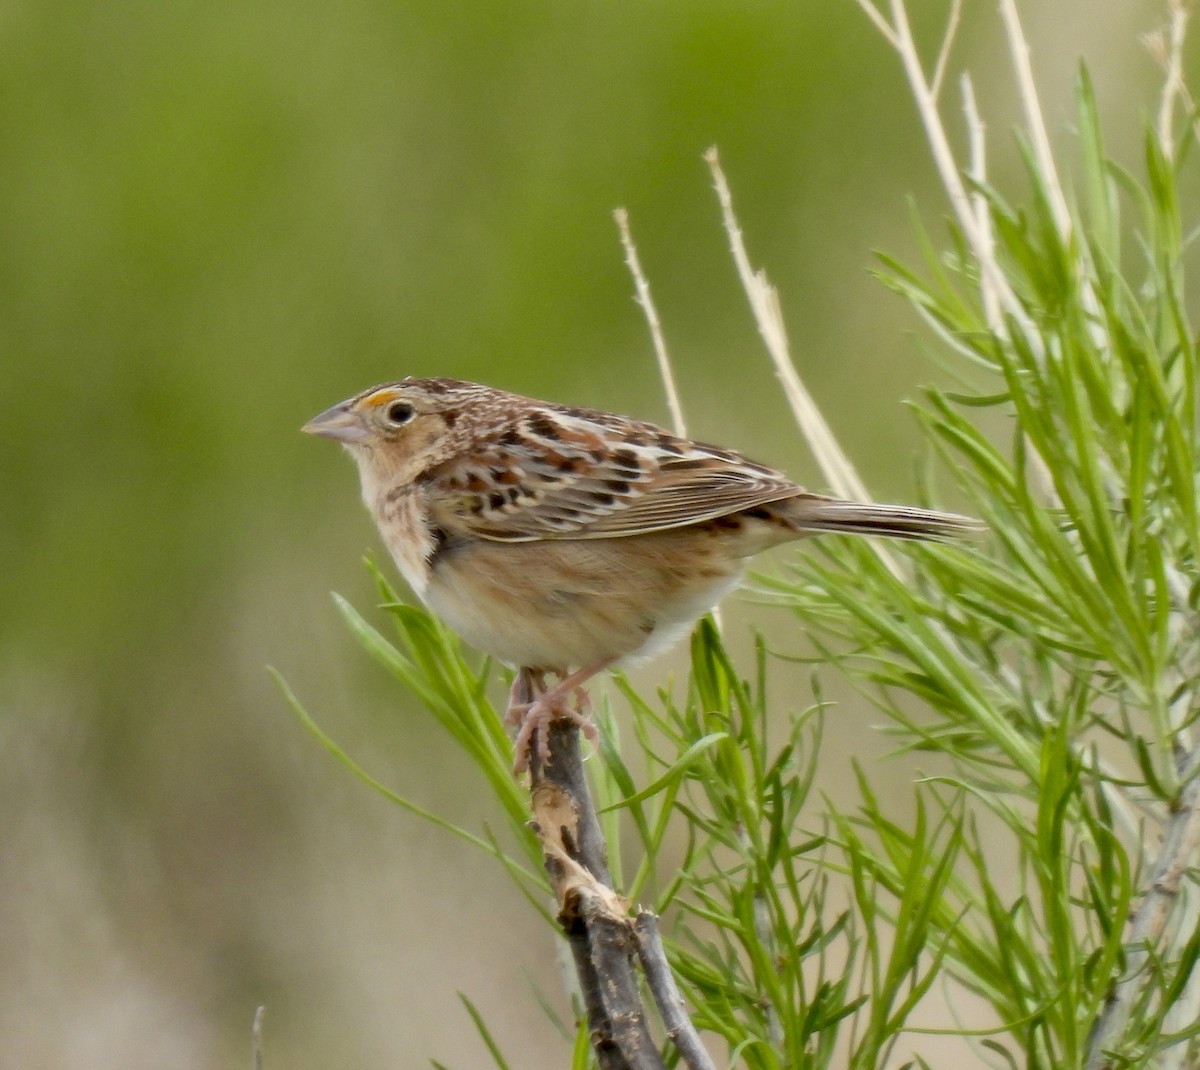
773 64 1199 1068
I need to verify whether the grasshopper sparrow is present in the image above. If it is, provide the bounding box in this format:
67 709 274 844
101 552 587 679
305 377 976 771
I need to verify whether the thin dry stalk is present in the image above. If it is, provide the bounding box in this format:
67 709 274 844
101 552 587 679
252 1006 265 1070
1145 0 1196 155
960 74 1003 334
930 0 964 101
856 0 1033 339
998 0 1072 236
855 0 898 46
960 69 1060 500
614 208 687 438
1087 747 1200 1070
702 146 871 509
704 144 910 593
613 207 726 629
1153 61 1200 1018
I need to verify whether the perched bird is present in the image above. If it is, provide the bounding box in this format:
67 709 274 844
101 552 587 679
304 377 976 772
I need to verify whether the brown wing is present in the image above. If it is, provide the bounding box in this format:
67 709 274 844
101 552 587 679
422 405 802 542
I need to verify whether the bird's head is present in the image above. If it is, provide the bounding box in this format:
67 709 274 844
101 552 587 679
303 377 491 491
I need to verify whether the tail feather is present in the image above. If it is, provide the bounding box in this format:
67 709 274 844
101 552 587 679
785 495 982 542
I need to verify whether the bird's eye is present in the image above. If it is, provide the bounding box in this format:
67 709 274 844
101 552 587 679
384 401 415 427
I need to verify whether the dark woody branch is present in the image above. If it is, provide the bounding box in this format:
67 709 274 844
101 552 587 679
524 671 711 1070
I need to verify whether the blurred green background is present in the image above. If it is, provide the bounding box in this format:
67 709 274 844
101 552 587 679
0 1 1172 1066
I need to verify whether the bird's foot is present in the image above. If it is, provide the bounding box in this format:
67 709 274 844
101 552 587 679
509 693 599 775
505 662 613 775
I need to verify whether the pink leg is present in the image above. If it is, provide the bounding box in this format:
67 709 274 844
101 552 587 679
504 668 546 729
508 659 615 774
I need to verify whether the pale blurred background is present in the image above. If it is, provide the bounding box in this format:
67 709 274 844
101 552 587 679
0 2 1178 1067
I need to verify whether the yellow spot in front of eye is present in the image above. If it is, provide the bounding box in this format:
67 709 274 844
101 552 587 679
358 388 403 410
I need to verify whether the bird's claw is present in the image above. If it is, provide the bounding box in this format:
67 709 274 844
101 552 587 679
506 684 598 775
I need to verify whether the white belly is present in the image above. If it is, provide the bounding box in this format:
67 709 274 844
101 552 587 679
423 533 743 671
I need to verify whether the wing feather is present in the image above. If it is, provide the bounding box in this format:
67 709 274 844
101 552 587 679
421 406 802 542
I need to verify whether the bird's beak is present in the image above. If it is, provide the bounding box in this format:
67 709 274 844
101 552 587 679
302 402 370 444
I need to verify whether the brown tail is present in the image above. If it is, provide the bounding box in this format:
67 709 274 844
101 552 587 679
785 494 982 542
